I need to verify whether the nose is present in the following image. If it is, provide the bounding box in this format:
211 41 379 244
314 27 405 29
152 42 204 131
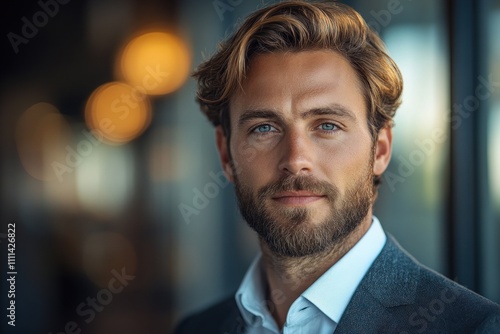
278 129 314 175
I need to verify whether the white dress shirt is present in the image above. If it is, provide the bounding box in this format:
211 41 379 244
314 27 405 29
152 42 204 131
235 216 387 334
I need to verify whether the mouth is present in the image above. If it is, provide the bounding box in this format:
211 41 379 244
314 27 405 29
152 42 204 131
272 191 326 205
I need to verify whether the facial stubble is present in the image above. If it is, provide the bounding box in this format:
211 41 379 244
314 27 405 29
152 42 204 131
232 155 375 258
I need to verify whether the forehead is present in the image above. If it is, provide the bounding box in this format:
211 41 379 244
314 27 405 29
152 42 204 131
229 50 366 119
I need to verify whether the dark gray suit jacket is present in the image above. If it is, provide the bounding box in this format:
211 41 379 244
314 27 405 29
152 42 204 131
175 236 500 333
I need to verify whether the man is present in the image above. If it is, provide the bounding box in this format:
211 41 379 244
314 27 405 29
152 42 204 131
176 1 500 333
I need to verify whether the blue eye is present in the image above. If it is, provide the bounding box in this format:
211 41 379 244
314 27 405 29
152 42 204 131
253 124 274 133
320 123 337 131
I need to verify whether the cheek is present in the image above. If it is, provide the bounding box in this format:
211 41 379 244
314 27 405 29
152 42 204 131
231 141 274 184
318 140 373 189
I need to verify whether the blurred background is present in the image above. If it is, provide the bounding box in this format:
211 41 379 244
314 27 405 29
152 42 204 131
0 0 499 333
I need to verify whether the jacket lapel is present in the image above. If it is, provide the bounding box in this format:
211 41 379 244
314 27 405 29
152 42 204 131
334 235 420 333
220 302 247 334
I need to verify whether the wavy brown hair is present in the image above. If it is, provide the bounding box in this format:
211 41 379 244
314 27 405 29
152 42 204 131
193 0 403 187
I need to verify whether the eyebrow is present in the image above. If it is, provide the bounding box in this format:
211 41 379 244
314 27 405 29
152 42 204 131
238 109 285 128
237 104 356 128
300 104 357 121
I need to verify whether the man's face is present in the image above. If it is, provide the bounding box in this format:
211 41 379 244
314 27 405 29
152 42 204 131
216 51 392 257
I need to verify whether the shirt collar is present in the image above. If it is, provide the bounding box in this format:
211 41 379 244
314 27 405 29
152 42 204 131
235 253 269 327
301 216 386 323
235 216 387 326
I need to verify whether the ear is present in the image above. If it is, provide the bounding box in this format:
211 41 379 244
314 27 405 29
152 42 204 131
373 126 393 176
215 126 234 183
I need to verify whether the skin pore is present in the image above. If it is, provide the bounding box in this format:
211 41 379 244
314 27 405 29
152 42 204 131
215 50 393 328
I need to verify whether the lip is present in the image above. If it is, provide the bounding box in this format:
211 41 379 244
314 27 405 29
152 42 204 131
272 191 325 205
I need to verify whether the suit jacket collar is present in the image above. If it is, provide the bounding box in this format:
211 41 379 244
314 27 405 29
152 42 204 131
363 234 419 307
334 234 420 333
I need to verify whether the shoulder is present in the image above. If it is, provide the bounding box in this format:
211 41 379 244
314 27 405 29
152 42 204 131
372 235 500 332
173 295 245 334
410 258 500 332
385 235 498 308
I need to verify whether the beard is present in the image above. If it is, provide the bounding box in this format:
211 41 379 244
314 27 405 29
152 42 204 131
232 162 374 258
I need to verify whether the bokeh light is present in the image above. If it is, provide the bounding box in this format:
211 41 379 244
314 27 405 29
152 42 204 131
489 107 500 207
85 82 152 144
75 143 135 217
15 102 72 182
116 31 191 95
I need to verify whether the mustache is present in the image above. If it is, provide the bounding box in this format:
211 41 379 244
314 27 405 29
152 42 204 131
258 175 338 200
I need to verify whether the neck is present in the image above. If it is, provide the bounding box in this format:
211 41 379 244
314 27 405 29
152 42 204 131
260 212 373 328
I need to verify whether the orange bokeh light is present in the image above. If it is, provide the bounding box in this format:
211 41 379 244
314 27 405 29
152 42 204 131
85 82 152 144
116 31 191 95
